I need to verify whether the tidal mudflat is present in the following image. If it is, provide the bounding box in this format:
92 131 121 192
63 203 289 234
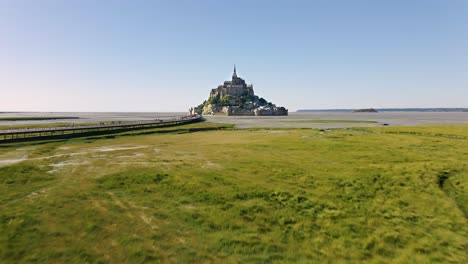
0 122 467 263
205 111 468 129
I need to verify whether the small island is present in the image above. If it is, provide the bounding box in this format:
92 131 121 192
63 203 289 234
190 66 288 116
352 108 378 113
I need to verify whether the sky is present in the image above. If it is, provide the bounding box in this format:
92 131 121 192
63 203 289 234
0 0 467 112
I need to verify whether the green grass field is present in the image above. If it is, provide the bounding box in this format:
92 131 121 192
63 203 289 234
0 123 467 263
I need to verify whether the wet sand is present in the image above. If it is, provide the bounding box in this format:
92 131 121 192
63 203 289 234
1 111 467 129
204 112 468 129
0 112 185 126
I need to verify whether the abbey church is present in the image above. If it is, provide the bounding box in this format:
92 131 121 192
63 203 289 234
209 66 254 99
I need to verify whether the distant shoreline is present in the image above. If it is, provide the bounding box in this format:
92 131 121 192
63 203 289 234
0 116 80 121
297 108 468 112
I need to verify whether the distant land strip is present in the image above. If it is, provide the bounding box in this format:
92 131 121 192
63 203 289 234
297 108 468 112
0 116 80 121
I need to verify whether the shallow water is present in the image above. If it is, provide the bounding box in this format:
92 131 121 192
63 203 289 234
1 111 467 128
0 112 186 126
205 111 468 128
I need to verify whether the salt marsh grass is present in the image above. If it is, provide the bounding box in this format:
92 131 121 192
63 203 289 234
0 123 467 263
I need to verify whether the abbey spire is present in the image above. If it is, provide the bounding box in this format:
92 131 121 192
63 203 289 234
232 64 237 79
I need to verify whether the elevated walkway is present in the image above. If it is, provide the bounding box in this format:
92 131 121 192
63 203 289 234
0 115 203 143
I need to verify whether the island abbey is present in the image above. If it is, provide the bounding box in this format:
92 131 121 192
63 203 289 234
191 66 288 116
210 66 254 99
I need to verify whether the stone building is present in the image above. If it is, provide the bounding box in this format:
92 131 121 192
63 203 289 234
209 65 254 99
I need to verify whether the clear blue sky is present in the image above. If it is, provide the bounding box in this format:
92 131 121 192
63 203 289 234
1 0 467 112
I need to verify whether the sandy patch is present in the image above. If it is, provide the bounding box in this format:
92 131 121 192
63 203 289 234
39 152 89 160
15 146 35 151
91 154 109 158
107 192 128 209
29 146 147 161
47 161 90 173
91 199 108 213
301 135 325 139
115 153 145 159
182 204 197 210
109 161 153 165
58 146 71 150
93 146 146 152
139 214 153 225
202 161 220 168
49 161 89 168
26 188 48 199
0 155 29 167
254 130 288 134
106 191 158 229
